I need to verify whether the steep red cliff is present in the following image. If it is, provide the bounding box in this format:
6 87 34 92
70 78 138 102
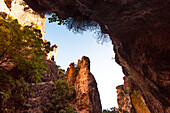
66 56 102 113
23 0 170 112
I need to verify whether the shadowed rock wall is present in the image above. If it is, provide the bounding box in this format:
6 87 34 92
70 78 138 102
13 60 59 113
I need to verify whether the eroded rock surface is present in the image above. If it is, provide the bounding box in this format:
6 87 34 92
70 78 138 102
12 60 59 113
0 0 46 39
115 78 132 113
66 56 102 113
23 0 170 112
0 0 59 61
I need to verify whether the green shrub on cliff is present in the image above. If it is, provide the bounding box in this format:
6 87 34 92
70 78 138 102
57 65 68 81
102 108 129 113
47 80 77 113
0 16 51 111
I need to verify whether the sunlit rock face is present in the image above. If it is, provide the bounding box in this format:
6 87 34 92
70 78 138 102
66 56 102 113
0 0 59 61
115 77 132 113
0 0 46 39
115 76 151 113
24 0 170 113
0 0 10 13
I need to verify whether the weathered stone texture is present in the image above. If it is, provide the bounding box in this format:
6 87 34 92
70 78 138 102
17 60 59 113
66 56 102 113
22 81 54 113
0 0 46 39
41 59 59 82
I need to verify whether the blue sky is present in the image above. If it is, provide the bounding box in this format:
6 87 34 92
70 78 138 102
44 15 124 109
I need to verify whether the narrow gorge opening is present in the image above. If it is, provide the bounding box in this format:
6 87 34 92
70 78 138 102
44 15 124 110
1 0 169 112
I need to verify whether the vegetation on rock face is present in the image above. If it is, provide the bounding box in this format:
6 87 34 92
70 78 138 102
102 108 129 113
130 90 149 113
103 109 115 113
48 13 97 33
57 65 68 81
46 65 77 113
47 80 77 113
0 16 51 112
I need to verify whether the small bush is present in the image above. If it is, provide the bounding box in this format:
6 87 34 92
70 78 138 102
47 80 77 113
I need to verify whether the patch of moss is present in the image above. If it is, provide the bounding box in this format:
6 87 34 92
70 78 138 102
131 90 150 113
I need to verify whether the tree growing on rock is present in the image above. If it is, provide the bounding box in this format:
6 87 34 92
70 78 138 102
47 80 77 113
0 16 51 112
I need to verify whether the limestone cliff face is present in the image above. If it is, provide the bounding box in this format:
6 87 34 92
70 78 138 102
23 0 170 113
0 0 46 39
66 56 102 113
0 0 59 61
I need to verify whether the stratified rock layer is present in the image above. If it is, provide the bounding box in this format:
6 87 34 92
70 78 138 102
66 56 102 113
23 0 170 113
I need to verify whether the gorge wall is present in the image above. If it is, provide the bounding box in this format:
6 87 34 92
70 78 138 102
23 0 170 113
